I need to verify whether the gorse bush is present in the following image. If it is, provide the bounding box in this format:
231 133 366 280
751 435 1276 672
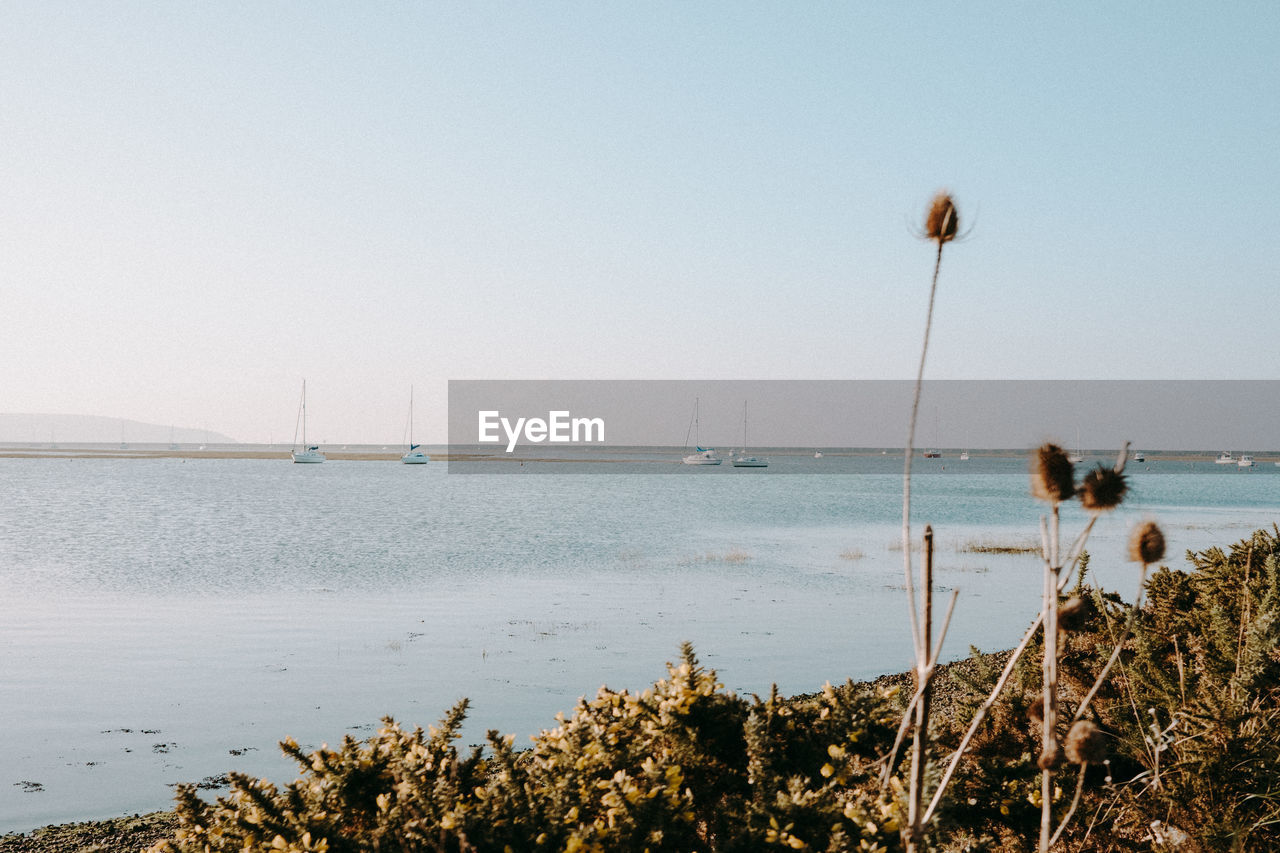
152 531 1280 852
1080 526 1280 851
152 643 904 853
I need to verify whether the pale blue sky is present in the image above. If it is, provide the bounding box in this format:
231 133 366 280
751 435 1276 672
3 4 1277 443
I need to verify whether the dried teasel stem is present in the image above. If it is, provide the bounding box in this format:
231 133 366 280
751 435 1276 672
922 609 1044 825
901 193 959 671
880 587 959 790
906 528 934 852
1040 506 1062 853
1073 561 1152 724
1048 763 1090 849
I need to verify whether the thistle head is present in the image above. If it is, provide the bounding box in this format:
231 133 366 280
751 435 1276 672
1037 742 1065 770
1057 595 1095 633
925 192 959 243
1031 444 1075 504
1065 720 1108 764
1078 464 1127 512
1128 521 1166 564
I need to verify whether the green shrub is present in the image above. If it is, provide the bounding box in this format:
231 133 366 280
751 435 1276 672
152 644 902 853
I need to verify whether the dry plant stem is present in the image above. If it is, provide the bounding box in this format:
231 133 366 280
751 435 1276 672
880 588 960 790
921 609 1045 825
1072 562 1150 723
1040 507 1061 853
1235 546 1254 681
906 528 934 851
1058 515 1099 593
901 239 945 668
1048 763 1090 849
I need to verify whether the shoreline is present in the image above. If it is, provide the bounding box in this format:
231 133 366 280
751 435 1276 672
0 653 1005 852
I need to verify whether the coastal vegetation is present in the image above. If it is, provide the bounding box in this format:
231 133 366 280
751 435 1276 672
139 527 1280 852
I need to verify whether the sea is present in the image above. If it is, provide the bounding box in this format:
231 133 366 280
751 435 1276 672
1 449 1277 833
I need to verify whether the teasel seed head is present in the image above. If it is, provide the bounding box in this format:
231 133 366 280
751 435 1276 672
1057 595 1095 633
1078 464 1128 512
1031 444 1076 503
1038 742 1065 770
1065 720 1108 764
925 192 959 243
1128 521 1166 564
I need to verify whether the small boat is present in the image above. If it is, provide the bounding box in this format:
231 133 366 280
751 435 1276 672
923 450 941 458
681 398 722 465
959 451 970 461
814 450 823 458
1215 452 1235 464
291 380 326 463
1133 451 1146 463
731 401 768 468
401 386 430 464
1069 428 1084 463
1238 455 1255 468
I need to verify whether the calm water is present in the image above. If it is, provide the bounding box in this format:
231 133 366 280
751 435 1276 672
1 454 1277 832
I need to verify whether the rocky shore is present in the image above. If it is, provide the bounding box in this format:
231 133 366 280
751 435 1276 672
0 813 177 853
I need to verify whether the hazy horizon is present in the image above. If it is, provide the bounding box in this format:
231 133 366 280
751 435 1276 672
5 379 1278 452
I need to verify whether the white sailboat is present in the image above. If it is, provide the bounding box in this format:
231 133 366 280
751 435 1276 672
1068 428 1084 464
401 386 429 464
291 380 326 463
732 400 767 468
682 398 722 465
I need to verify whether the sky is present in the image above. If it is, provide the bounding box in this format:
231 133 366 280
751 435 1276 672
3 4 1277 444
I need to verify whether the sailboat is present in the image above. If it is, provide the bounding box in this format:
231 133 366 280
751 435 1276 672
732 401 767 468
922 408 941 457
681 398 722 465
1068 428 1084 464
291 380 326 463
401 386 429 464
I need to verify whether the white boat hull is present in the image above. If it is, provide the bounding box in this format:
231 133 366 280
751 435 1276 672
402 451 430 464
732 457 767 467
292 449 326 463
683 451 721 465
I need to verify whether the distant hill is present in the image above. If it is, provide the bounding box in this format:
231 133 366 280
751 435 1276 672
0 414 238 444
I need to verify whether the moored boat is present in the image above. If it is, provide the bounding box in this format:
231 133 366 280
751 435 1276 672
401 386 430 464
291 380 326 463
681 398 722 465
